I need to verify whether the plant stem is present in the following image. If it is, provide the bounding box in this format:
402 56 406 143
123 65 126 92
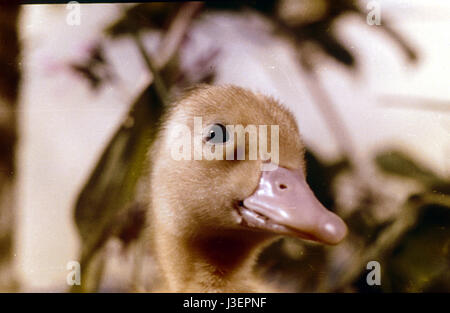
133 32 169 105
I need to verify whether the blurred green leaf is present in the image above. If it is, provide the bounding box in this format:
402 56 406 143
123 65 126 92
72 84 164 292
375 150 440 186
347 191 450 292
382 204 450 292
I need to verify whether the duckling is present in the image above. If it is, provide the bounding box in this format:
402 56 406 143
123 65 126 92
148 85 347 292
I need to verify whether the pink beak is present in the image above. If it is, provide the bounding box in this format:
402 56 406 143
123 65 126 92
239 166 347 245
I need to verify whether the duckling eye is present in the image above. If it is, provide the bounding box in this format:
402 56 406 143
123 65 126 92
204 123 230 144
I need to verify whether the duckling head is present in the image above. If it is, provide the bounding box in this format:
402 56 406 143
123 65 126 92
151 85 347 246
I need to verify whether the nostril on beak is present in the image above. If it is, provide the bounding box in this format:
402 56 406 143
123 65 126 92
278 184 288 190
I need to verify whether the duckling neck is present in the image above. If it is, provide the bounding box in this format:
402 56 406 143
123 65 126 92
155 229 274 292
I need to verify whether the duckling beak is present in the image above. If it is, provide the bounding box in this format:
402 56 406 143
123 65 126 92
240 166 347 245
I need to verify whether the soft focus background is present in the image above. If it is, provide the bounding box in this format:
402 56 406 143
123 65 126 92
0 0 448 291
